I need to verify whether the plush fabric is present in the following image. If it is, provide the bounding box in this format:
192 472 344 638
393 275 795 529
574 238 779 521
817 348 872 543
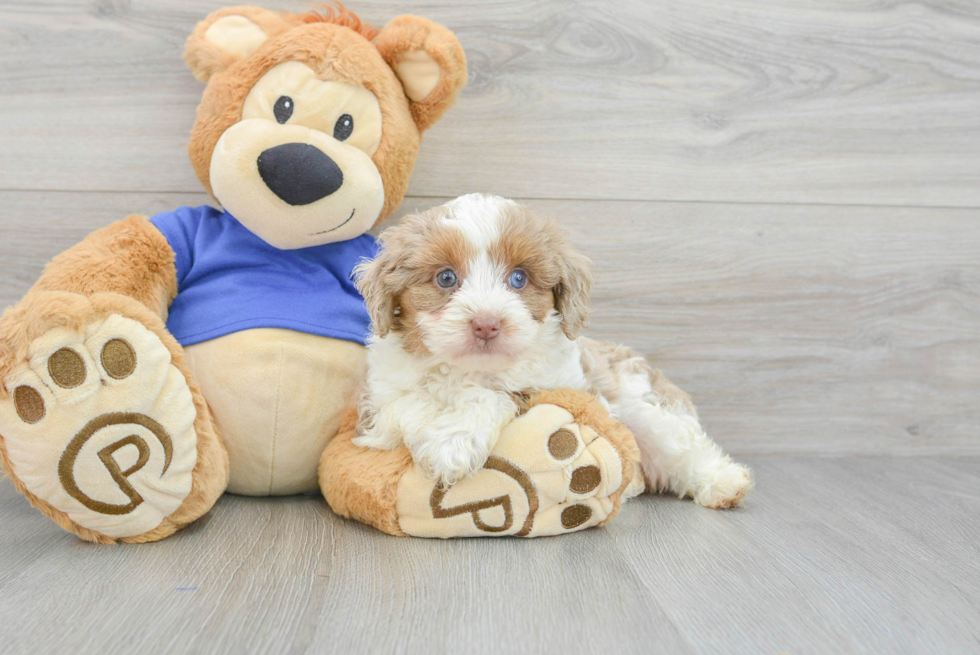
150 206 377 347
184 328 365 495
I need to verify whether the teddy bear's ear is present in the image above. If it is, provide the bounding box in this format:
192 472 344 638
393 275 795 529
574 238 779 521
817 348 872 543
183 6 294 82
374 15 467 133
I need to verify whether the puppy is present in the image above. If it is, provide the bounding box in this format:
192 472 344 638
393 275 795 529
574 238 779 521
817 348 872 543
353 194 754 509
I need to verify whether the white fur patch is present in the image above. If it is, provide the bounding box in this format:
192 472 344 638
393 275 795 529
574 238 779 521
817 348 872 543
444 193 515 251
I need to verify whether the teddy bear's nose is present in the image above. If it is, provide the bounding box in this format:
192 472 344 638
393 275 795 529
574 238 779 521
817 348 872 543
256 142 344 206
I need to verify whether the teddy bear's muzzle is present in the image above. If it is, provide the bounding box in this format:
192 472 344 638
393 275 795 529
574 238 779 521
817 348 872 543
256 142 344 206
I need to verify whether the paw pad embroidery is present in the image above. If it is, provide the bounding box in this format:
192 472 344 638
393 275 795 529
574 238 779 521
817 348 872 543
396 403 626 538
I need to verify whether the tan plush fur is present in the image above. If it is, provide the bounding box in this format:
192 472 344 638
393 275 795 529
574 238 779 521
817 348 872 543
319 408 410 536
32 215 178 321
183 6 297 83
0 217 176 384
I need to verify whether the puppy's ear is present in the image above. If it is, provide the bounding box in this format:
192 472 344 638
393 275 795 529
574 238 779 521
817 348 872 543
554 246 594 340
374 15 467 132
354 245 405 338
184 6 294 82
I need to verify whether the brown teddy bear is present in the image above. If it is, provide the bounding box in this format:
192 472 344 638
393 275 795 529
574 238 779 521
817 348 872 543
0 4 640 543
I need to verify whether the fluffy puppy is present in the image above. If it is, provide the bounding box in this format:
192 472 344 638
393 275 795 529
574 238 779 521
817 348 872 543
353 194 754 509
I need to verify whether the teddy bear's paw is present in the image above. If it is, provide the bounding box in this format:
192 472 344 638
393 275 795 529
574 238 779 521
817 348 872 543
0 314 198 538
395 403 630 538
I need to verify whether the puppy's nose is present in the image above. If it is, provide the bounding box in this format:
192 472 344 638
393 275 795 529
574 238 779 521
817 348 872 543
471 316 501 341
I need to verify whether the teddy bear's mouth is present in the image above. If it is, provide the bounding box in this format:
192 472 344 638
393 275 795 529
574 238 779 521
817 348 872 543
309 208 356 236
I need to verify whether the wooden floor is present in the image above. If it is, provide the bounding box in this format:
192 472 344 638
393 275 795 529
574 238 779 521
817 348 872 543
0 457 978 654
1 0 979 653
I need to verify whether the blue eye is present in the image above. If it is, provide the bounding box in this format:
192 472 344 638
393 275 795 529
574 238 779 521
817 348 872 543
436 269 458 288
508 270 527 289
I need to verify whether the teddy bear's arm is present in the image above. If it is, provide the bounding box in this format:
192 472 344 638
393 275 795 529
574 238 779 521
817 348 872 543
30 215 178 319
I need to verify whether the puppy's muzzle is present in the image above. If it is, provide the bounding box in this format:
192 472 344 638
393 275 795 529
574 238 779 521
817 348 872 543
257 142 344 206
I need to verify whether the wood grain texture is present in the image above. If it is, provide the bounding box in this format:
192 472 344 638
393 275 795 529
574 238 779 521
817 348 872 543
1 191 976 456
1 0 980 205
0 456 977 654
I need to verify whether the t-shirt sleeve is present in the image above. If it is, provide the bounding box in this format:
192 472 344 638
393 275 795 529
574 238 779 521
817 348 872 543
149 206 211 290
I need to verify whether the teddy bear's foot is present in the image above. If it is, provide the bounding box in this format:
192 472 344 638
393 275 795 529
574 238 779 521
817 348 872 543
396 400 638 538
0 293 226 543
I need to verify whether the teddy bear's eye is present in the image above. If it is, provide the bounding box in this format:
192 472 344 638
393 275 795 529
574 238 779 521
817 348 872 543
334 114 354 141
274 96 294 124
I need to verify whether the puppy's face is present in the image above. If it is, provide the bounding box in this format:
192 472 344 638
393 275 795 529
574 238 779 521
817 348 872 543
357 194 593 370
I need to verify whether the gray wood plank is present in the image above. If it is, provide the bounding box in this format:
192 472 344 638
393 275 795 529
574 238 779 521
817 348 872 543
608 456 980 654
0 456 977 654
1 1 980 206
1 191 976 456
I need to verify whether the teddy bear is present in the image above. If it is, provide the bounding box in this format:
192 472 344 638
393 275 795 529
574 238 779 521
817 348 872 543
0 4 642 543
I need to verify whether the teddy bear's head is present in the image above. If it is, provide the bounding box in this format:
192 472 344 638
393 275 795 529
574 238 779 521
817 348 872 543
183 4 466 250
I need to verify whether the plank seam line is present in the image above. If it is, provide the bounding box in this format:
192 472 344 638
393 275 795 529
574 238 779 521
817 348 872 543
1 189 980 212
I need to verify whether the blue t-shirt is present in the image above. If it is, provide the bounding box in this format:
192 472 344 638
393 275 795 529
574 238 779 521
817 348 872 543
150 206 378 347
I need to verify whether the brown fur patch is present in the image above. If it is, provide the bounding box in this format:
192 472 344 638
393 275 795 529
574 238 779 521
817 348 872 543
355 207 474 338
579 337 697 418
489 205 566 323
488 204 594 335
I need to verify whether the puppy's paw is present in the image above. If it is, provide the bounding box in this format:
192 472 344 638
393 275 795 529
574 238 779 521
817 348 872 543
352 430 400 451
693 461 755 509
409 432 492 487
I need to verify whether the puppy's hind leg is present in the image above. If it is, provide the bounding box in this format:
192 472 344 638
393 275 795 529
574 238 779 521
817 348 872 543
609 360 754 509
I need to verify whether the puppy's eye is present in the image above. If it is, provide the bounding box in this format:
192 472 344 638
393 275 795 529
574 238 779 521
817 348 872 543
334 114 354 141
436 269 458 289
274 96 294 124
508 269 528 289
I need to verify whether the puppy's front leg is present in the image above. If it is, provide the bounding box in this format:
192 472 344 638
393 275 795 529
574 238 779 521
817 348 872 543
406 393 518 487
